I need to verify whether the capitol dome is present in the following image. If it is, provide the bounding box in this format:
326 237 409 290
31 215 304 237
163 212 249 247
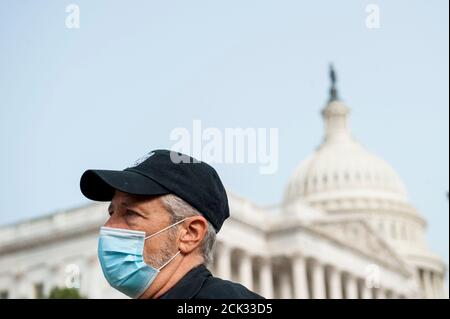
282 67 447 290
284 66 412 214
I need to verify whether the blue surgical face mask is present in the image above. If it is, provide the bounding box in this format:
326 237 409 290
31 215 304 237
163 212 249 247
98 218 187 298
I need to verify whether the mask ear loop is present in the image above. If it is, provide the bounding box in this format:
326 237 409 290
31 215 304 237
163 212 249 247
157 250 181 271
144 217 188 240
145 217 188 271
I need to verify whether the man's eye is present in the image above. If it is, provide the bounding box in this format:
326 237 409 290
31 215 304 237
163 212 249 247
125 210 139 217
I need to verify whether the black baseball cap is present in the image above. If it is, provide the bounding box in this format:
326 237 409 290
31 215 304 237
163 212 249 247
80 149 229 232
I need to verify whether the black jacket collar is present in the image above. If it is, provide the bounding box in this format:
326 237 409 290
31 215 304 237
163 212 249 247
158 264 211 299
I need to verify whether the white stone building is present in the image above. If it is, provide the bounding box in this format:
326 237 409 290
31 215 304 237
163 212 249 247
0 72 447 299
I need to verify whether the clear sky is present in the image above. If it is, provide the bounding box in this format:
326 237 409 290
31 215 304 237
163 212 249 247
0 0 448 283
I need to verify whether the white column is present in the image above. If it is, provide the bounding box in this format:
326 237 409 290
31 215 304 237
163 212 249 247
46 265 61 296
423 270 434 299
78 258 90 298
86 256 103 299
328 267 342 299
279 272 292 299
439 274 447 299
259 258 273 299
444 278 450 299
376 288 386 299
311 260 326 299
292 254 309 299
345 274 359 299
44 262 68 297
0 275 14 299
432 272 443 299
8 273 20 299
360 280 373 299
15 272 31 298
438 274 445 299
238 252 253 290
216 244 232 280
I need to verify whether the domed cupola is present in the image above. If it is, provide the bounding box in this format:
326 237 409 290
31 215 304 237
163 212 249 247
282 66 445 297
284 65 412 214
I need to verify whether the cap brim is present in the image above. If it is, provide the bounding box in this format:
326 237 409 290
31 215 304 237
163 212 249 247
80 169 170 201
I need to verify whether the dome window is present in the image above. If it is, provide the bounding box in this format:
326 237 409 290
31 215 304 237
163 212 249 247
378 221 384 234
344 172 350 182
402 224 406 240
391 221 397 239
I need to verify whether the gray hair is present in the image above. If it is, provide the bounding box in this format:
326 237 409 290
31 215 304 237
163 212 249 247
160 194 216 267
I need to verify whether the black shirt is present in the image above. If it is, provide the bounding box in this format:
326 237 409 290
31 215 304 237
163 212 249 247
159 264 264 299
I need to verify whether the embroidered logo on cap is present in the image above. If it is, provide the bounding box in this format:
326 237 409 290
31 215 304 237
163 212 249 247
131 151 155 167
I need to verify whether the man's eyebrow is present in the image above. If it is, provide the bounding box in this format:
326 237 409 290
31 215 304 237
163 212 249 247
120 202 147 215
107 200 147 216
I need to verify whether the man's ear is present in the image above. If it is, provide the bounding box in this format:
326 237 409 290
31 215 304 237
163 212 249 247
178 216 208 254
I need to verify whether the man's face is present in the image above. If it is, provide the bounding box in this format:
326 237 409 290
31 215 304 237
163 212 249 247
105 190 178 268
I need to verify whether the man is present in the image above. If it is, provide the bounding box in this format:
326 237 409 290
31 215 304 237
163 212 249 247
80 149 263 299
